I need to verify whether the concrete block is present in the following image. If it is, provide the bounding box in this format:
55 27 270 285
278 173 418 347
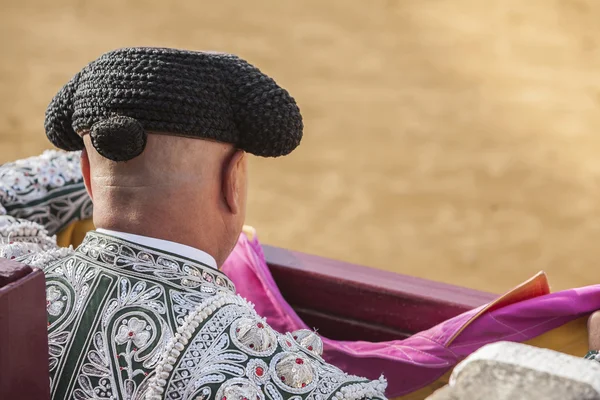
426 341 600 400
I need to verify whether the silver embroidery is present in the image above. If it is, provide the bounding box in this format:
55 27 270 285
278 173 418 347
215 378 265 400
290 329 323 357
74 333 116 399
150 294 388 400
41 232 237 400
246 359 269 386
0 150 93 235
166 305 250 399
79 232 235 293
270 352 317 393
230 317 277 357
46 285 66 316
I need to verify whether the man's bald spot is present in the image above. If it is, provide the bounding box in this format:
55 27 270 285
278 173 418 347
82 133 237 189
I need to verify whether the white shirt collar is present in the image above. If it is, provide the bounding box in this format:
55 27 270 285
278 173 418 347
96 228 218 270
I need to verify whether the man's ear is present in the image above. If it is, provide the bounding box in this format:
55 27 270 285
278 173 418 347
80 149 93 201
222 150 246 214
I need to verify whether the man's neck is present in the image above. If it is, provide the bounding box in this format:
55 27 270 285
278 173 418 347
92 199 225 265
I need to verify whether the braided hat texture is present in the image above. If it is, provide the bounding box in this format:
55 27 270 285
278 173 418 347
45 47 303 161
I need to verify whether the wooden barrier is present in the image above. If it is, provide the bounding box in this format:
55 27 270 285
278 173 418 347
0 258 50 400
263 244 496 341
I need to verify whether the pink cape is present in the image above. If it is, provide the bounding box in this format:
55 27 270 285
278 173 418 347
222 233 600 397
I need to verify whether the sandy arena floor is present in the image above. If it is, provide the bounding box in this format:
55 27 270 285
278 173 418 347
1 0 600 294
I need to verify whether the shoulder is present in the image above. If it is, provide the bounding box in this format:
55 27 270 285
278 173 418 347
0 150 91 236
146 293 387 400
0 215 72 268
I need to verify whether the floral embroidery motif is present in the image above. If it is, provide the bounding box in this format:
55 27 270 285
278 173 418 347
246 359 270 386
112 314 159 399
116 317 152 348
46 285 66 316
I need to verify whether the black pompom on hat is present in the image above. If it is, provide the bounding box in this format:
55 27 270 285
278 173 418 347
44 47 303 161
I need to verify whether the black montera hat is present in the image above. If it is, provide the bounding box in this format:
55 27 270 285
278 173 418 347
44 47 303 161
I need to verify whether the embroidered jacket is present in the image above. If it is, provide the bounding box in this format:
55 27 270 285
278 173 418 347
0 151 388 400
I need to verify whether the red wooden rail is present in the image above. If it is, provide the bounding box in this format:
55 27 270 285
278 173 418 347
0 259 50 399
263 245 497 342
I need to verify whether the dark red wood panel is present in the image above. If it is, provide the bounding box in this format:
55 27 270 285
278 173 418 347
294 307 413 342
0 259 50 400
263 245 497 341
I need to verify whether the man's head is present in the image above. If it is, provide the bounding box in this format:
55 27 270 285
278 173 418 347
45 47 303 265
80 134 248 265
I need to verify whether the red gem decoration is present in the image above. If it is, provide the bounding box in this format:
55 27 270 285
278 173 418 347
308 345 314 351
302 383 307 388
249 344 254 348
280 376 286 382
120 367 124 371
285 340 291 347
255 367 264 377
295 358 304 365
222 397 227 400
236 328 240 333
293 336 298 340
144 372 148 376
257 323 264 329
128 331 134 337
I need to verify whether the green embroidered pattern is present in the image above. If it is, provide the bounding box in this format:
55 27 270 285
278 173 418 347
43 233 386 400
43 231 235 399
